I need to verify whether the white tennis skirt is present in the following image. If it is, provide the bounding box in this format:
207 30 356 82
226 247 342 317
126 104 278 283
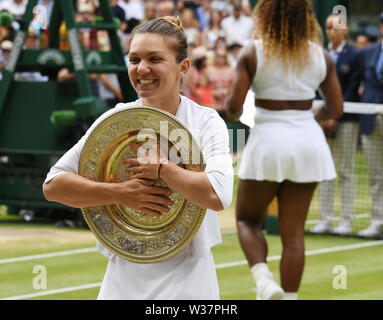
238 107 336 183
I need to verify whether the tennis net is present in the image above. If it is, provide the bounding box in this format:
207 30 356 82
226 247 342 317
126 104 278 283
306 101 383 239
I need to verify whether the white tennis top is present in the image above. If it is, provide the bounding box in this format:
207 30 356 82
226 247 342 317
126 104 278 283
251 39 327 100
44 95 234 260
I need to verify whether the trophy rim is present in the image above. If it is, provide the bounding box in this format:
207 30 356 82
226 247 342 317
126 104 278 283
78 105 206 263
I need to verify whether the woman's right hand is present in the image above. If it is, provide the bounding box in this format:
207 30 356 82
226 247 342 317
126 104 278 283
115 178 174 217
320 119 338 137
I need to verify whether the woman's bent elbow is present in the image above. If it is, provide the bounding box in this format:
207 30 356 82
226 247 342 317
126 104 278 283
42 182 54 202
336 109 343 119
334 104 343 119
43 181 61 203
208 196 224 211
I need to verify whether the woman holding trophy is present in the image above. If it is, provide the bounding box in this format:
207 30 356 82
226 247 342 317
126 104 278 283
43 16 233 300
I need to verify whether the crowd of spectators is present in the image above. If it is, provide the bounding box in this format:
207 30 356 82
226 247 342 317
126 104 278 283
0 0 254 110
1 0 380 112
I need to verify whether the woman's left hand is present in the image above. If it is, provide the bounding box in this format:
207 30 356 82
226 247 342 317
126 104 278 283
123 140 167 180
123 158 164 180
320 118 338 137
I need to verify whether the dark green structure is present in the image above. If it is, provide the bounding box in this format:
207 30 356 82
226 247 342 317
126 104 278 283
0 0 137 220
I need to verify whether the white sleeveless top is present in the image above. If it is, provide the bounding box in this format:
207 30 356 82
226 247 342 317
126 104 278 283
251 39 327 100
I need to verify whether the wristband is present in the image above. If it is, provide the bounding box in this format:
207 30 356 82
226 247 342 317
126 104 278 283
158 159 167 179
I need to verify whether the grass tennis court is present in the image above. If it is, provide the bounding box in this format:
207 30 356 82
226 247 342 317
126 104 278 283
1 218 383 300
1 150 382 300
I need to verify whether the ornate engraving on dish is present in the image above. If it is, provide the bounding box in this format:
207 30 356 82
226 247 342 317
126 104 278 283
79 106 206 263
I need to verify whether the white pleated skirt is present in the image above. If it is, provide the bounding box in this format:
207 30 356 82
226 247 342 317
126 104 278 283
97 250 219 300
238 107 336 183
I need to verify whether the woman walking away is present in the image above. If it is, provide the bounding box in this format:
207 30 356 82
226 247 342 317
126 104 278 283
225 0 343 300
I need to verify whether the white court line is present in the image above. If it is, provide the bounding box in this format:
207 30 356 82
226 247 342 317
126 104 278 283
2 240 383 300
2 283 102 300
0 247 97 265
215 240 383 269
0 212 371 265
0 233 238 265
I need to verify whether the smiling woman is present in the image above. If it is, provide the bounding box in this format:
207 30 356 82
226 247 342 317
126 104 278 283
42 16 233 300
128 33 188 110
127 17 190 115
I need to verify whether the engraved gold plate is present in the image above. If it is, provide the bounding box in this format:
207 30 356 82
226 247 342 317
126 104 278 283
78 106 206 263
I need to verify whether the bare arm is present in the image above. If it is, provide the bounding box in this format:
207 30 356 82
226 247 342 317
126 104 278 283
314 50 343 121
225 43 256 122
99 73 123 101
160 163 223 211
125 159 224 212
43 173 173 217
44 172 117 208
57 68 76 81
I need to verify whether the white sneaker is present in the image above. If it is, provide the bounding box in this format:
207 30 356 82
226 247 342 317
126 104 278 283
254 273 284 300
358 225 383 238
333 221 352 235
310 221 332 234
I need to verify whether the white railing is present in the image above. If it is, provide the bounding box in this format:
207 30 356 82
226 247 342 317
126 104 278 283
240 90 383 128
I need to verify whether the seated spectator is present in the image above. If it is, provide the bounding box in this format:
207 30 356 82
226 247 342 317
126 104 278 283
37 0 53 24
181 7 201 47
109 0 128 33
221 0 254 47
206 46 234 111
226 0 252 16
77 0 98 11
24 26 39 49
195 71 216 108
76 2 97 50
30 3 48 32
227 41 242 69
77 1 95 22
142 1 156 22
120 0 144 22
0 39 13 75
206 36 227 65
0 11 15 43
201 9 225 50
57 67 99 96
183 45 207 102
158 0 175 17
195 0 212 32
118 0 143 33
0 0 27 23
14 27 48 82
